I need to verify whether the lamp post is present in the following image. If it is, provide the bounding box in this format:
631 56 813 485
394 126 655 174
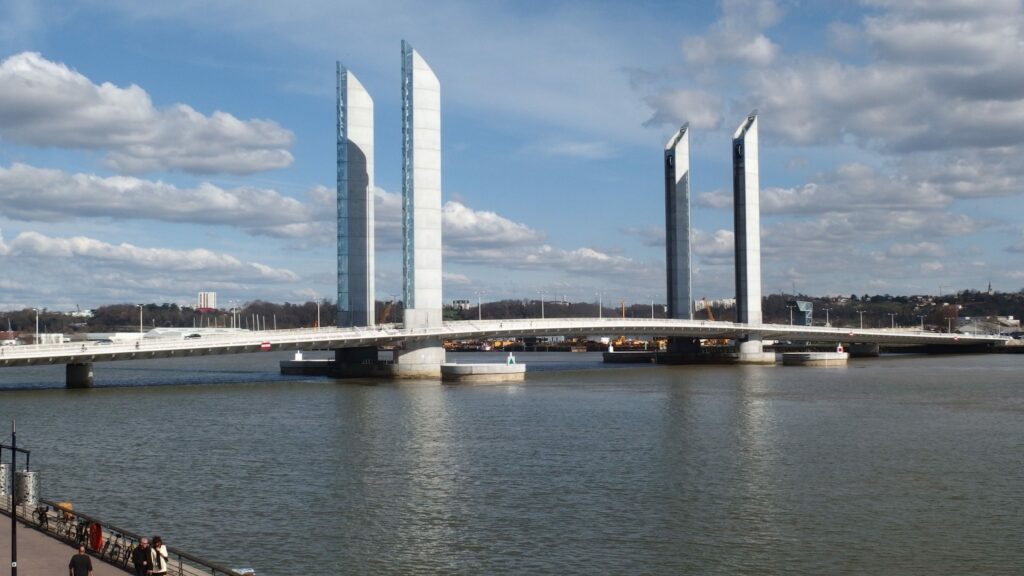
888 313 897 329
596 292 604 319
786 305 795 325
315 297 321 329
33 309 38 347
947 317 953 333
857 309 865 329
823 307 831 327
137 304 143 334
2 419 33 576
650 297 655 319
918 315 926 331
538 290 546 319
475 290 486 321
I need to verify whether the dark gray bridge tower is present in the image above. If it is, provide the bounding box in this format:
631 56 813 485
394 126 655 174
663 124 700 360
732 111 774 363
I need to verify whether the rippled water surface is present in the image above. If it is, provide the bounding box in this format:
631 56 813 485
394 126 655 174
1 352 1022 574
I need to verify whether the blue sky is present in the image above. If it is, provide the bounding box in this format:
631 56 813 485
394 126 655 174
1 0 1024 310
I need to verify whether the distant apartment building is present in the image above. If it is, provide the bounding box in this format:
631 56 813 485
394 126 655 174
197 291 217 311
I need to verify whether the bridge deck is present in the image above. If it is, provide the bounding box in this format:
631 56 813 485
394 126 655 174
0 514 130 575
0 319 1007 368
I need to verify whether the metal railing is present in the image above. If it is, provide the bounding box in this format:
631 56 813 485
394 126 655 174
1 495 245 576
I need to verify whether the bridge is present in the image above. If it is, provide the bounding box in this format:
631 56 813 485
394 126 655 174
3 59 1011 382
0 318 1005 370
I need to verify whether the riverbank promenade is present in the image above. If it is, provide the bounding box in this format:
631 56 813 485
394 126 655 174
0 516 129 575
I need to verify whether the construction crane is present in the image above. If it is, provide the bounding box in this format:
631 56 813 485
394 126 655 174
702 297 715 321
701 298 729 347
378 300 395 324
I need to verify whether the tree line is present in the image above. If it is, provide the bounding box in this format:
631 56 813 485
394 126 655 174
3 289 1023 336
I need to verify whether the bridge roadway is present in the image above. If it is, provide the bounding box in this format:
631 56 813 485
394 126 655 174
0 318 1006 368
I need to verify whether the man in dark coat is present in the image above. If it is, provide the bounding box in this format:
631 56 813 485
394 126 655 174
68 545 93 576
132 537 152 576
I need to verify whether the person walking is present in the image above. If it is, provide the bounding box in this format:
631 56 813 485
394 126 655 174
151 535 169 576
68 544 93 576
132 537 152 576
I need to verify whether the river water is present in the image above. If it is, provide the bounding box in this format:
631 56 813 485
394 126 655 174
0 352 1022 575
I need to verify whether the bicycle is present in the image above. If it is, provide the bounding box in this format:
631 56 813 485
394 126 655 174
73 518 89 546
104 532 124 563
120 540 136 569
32 505 49 531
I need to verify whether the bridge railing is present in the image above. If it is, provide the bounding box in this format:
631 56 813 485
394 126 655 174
0 323 412 358
0 497 246 576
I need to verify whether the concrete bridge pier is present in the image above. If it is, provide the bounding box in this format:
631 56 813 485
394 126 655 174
736 337 776 364
849 343 880 358
66 363 94 388
390 339 445 378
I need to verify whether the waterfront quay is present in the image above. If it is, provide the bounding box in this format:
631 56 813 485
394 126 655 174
0 519 127 575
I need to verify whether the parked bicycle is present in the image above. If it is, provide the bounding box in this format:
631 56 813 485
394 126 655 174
33 504 50 531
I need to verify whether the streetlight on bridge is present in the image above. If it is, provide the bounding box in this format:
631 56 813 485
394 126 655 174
823 307 831 327
596 292 605 319
786 305 795 325
918 315 926 331
856 309 865 329
538 290 547 319
888 313 897 329
33 308 39 348
475 290 486 321
137 304 144 334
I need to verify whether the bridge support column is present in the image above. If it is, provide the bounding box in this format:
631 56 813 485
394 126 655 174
390 339 445 379
736 337 775 364
848 343 880 358
658 337 702 364
330 347 380 377
66 363 94 388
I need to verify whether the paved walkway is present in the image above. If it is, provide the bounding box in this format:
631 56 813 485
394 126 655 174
0 514 129 575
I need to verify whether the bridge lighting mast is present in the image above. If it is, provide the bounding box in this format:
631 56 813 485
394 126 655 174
336 62 375 328
732 111 773 363
390 40 446 377
662 124 701 361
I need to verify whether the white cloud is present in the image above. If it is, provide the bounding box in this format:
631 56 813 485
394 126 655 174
0 227 306 307
643 89 722 129
443 200 545 247
0 229 297 281
0 162 312 225
683 0 782 66
888 241 945 258
693 228 734 265
528 140 615 159
0 52 294 174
